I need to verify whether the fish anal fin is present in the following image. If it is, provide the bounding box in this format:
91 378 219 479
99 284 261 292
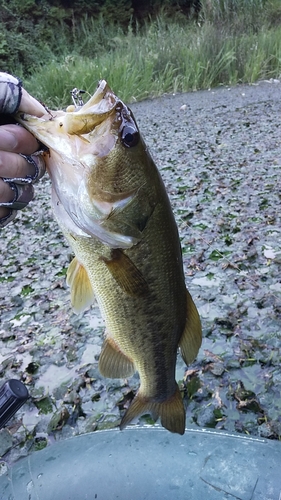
120 385 185 435
179 290 202 365
99 337 135 378
100 249 149 297
66 257 95 314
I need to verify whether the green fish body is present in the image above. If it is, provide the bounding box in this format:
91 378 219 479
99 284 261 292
16 81 202 434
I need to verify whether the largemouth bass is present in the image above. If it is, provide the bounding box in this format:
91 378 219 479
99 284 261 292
16 81 202 435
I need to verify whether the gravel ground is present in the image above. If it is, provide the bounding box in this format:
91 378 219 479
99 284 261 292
0 80 281 463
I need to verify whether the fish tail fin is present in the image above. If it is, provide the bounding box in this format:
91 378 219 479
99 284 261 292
120 385 185 435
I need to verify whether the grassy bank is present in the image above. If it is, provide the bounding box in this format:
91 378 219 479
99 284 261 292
23 1 281 108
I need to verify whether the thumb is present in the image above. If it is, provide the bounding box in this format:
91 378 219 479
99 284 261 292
19 88 47 117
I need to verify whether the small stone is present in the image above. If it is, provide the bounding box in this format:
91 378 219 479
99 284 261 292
208 362 225 376
47 407 70 433
0 461 8 476
0 429 13 457
196 405 217 428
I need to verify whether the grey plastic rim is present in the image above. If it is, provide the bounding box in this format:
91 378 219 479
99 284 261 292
0 426 280 499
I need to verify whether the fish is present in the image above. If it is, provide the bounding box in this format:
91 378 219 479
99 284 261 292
16 80 202 435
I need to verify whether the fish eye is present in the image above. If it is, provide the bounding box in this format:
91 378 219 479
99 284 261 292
121 125 139 148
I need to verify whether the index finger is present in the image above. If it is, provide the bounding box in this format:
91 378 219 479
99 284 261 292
0 124 39 154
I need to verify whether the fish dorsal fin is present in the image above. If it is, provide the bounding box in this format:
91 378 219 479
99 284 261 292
179 290 202 365
66 257 95 314
120 385 185 435
99 337 135 378
100 249 149 297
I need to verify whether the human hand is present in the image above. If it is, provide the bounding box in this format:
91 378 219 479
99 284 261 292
0 72 47 228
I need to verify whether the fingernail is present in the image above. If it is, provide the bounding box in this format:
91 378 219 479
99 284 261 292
19 90 46 117
0 128 17 150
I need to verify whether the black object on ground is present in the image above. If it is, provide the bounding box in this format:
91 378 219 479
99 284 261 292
0 379 29 429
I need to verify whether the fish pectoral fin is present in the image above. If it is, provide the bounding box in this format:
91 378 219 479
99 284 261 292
66 257 95 314
98 337 135 378
100 249 149 297
120 385 185 435
179 290 202 365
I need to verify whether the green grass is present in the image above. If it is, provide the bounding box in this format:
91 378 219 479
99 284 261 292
23 2 281 108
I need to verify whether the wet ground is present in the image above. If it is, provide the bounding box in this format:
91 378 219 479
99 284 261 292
0 80 280 463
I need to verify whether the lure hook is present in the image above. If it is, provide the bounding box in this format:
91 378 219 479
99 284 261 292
71 88 86 107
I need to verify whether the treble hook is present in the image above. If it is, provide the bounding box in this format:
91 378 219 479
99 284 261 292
70 88 86 107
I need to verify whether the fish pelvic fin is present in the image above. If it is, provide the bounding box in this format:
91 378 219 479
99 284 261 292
100 249 149 297
99 337 135 378
66 257 95 314
179 290 202 365
120 385 185 435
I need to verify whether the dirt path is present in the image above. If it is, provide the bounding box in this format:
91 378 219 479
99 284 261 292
1 80 280 463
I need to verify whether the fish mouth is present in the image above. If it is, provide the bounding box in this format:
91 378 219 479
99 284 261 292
81 80 117 111
17 80 134 149
64 80 139 145
16 80 120 145
62 80 119 135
